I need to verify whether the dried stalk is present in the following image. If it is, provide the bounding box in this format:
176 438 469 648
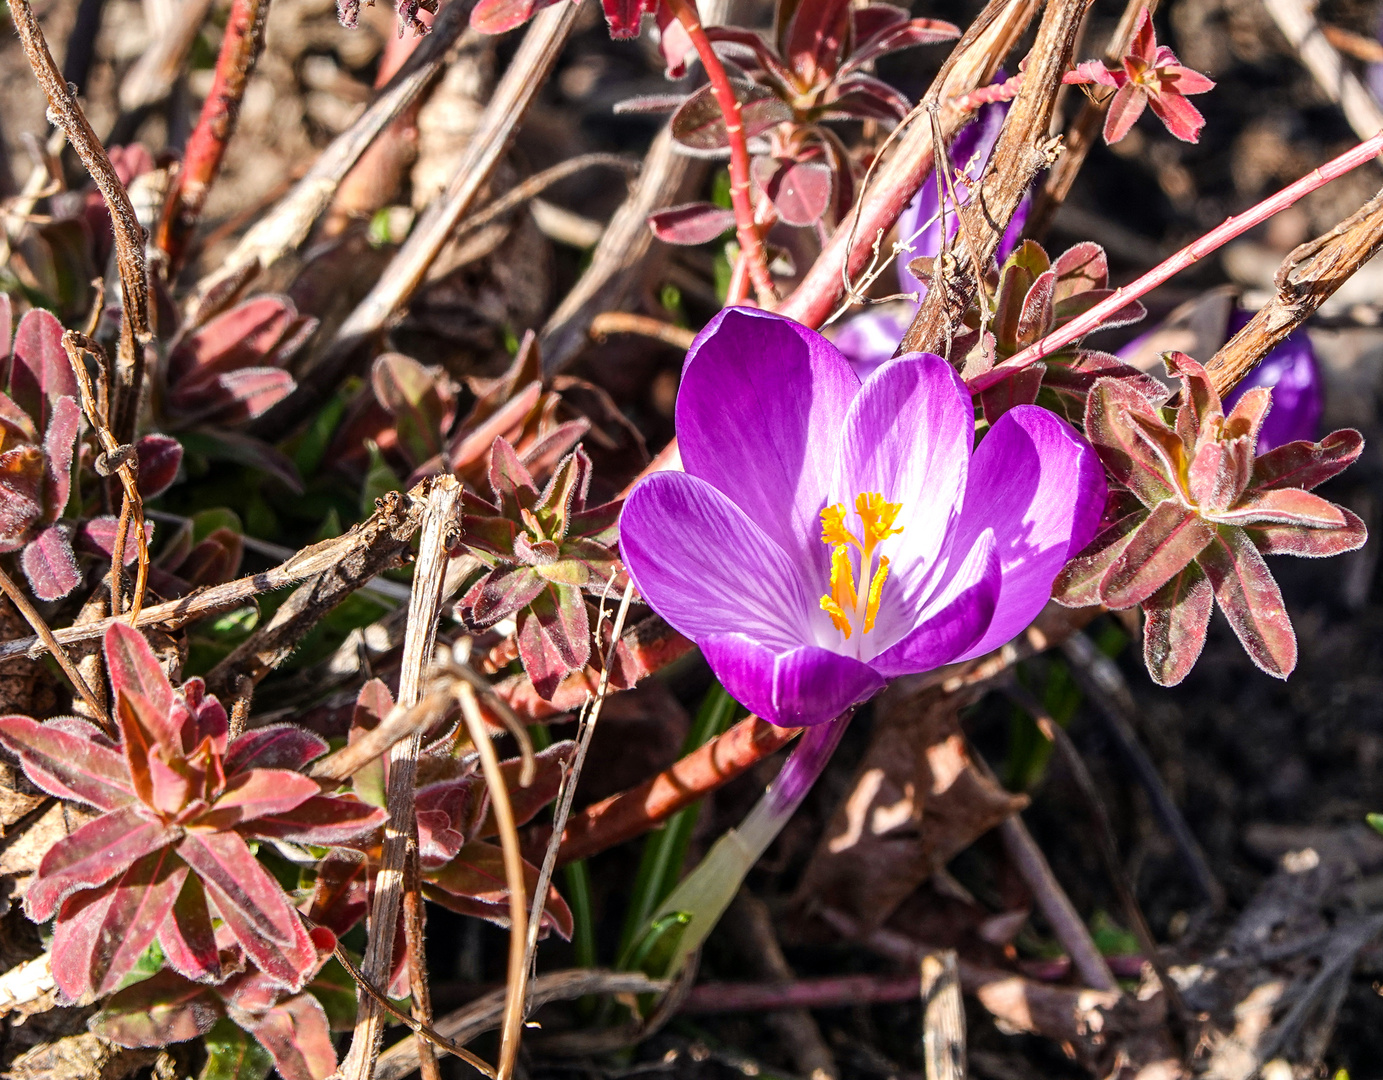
972 128 1383 393
541 126 700 373
663 0 776 305
1260 0 1383 145
158 0 272 270
0 485 426 661
187 0 476 315
0 567 108 729
588 312 697 350
249 3 580 439
523 582 635 983
10 0 151 441
457 680 528 1080
374 970 668 1080
1203 187 1383 398
777 0 1040 328
920 952 966 1080
340 476 462 1080
1026 0 1162 239
310 683 457 786
62 332 149 620
899 0 1092 354
119 0 217 111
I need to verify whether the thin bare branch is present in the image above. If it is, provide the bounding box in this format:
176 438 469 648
0 567 108 730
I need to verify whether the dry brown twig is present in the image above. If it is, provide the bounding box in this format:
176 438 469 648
0 567 108 729
9 0 152 442
920 952 965 1080
340 476 462 1080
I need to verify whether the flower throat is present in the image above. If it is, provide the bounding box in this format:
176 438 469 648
818 493 903 645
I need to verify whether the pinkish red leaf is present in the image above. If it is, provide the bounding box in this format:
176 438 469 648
88 968 222 1047
844 14 958 71
1247 507 1368 558
22 523 79 601
469 0 549 34
424 841 573 939
1085 377 1177 506
170 367 296 424
1212 488 1346 528
820 74 912 122
1199 525 1297 677
169 296 301 386
780 0 851 83
306 850 369 938
78 514 151 566
1052 510 1144 607
651 202 738 247
461 565 546 629
224 725 327 774
245 794 387 846
1148 86 1207 142
670 82 794 154
230 992 337 1080
178 831 318 989
135 434 183 498
160 875 222 982
475 740 577 839
87 848 188 996
105 622 178 765
1250 428 1364 491
753 158 834 227
1101 499 1216 608
371 353 454 467
28 804 178 922
42 394 79 521
10 308 77 428
1223 386 1272 442
1142 560 1213 688
197 769 321 831
979 363 1045 426
1165 351 1222 449
1102 83 1147 144
0 293 10 359
0 714 132 808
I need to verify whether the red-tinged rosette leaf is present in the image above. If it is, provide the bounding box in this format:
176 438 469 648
600 0 653 38
0 715 133 809
780 0 851 83
518 604 571 702
83 848 188 997
10 308 77 428
423 841 574 939
1052 509 1145 607
245 795 387 847
1103 83 1147 144
819 74 912 122
1128 405 1189 485
1085 377 1177 506
1051 242 1107 297
703 27 795 84
1212 488 1346 529
88 968 223 1047
28 804 179 922
372 353 454 467
1148 86 1207 143
105 624 179 791
752 158 833 228
1100 499 1216 609
1198 525 1297 678
224 725 328 775
135 434 183 498
178 831 318 988
1223 386 1272 443
77 514 152 566
229 992 337 1080
0 292 10 359
1186 441 1239 514
22 523 79 601
648 203 737 247
979 363 1045 426
1142 559 1213 687
461 565 546 629
1016 270 1057 348
160 874 223 983
844 15 958 72
521 583 590 692
611 93 690 115
1064 59 1120 87
416 779 483 866
196 769 321 831
1250 429 1364 492
670 82 793 155
171 368 296 425
1246 507 1367 558
469 0 551 34
1164 350 1222 451
474 740 577 839
1053 288 1146 332
168 295 301 387
1043 351 1165 404
41 394 79 522
306 850 369 938
0 443 46 550
489 436 539 507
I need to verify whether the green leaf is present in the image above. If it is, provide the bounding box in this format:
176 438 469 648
200 1018 274 1080
1367 813 1383 837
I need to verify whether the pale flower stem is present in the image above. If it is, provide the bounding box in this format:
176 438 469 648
644 713 853 976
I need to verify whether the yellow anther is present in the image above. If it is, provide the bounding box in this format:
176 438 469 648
820 596 852 638
819 503 854 548
828 543 857 612
855 493 904 549
863 556 891 635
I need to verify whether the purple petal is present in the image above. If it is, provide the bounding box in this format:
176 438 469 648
676 308 859 576
870 529 1001 676
831 307 910 381
620 472 816 650
830 353 974 647
699 634 885 727
948 405 1106 662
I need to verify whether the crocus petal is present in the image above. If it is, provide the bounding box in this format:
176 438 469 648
870 529 1001 676
832 307 910 380
676 308 859 579
700 634 885 727
948 405 1106 662
621 471 818 650
831 353 974 648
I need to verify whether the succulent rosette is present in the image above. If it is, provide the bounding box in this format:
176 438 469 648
1221 317 1322 452
619 308 1106 727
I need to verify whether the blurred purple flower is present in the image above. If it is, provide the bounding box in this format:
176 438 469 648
1221 315 1322 453
834 95 1029 376
619 308 1106 728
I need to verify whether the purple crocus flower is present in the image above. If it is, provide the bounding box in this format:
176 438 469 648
618 308 1107 728
1221 315 1322 452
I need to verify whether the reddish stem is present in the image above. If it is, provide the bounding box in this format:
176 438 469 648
970 126 1383 392
158 0 271 269
663 0 777 306
948 72 1024 112
530 716 800 864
